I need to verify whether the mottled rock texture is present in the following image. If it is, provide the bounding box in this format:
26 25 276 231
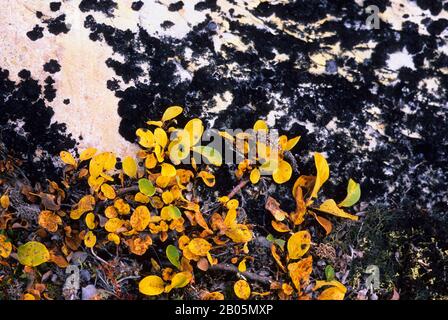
1 0 447 215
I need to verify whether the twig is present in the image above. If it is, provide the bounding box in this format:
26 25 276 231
209 263 272 285
117 186 139 196
227 179 249 199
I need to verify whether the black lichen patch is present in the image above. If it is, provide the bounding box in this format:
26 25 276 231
43 59 61 74
63 98 71 105
79 1 447 216
160 21 175 30
26 25 44 41
44 76 57 102
79 0 117 17
44 14 71 35
168 1 184 12
131 1 144 11
194 0 219 12
50 2 62 12
0 68 76 182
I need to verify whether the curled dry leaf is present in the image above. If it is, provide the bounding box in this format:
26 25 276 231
38 211 62 233
265 197 287 222
0 235 12 258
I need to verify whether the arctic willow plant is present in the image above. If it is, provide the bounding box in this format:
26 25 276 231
0 106 361 300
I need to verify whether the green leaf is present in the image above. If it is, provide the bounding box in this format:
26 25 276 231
138 178 156 197
266 234 285 249
192 146 223 166
275 239 286 249
168 205 182 219
325 265 335 281
338 179 361 207
166 244 181 269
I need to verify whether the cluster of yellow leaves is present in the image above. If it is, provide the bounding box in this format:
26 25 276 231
264 152 361 299
0 106 361 301
226 120 300 184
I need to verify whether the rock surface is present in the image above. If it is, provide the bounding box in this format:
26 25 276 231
0 0 447 213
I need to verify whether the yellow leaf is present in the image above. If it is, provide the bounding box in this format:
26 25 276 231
338 179 361 207
114 198 131 215
0 235 12 258
162 191 174 204
139 275 165 296
145 153 158 169
85 212 96 230
0 194 10 209
154 144 164 163
197 171 215 187
271 220 290 233
314 280 347 300
253 120 268 132
103 152 117 171
136 129 155 149
225 224 252 243
311 212 333 235
154 128 168 149
101 184 116 200
168 134 191 165
285 136 301 151
79 148 97 162
192 146 222 166
161 163 176 178
107 233 120 245
271 244 286 272
272 160 292 184
226 199 239 210
318 287 346 300
201 292 225 300
130 206 151 231
250 168 261 184
238 259 247 272
135 192 150 204
60 151 76 167
123 156 138 178
290 186 306 226
84 231 96 248
234 279 251 300
146 120 163 127
287 230 311 259
187 238 212 256
104 206 118 218
167 271 192 292
38 210 62 233
162 106 183 122
23 293 36 300
17 241 50 267
288 256 313 291
184 118 204 146
156 175 171 188
292 175 316 197
89 154 105 178
318 199 359 221
310 153 329 199
105 218 124 233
